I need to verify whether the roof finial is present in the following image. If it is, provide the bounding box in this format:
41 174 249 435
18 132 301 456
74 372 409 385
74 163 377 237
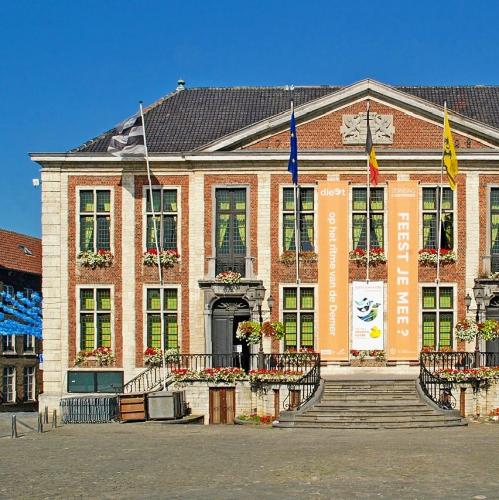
176 79 186 91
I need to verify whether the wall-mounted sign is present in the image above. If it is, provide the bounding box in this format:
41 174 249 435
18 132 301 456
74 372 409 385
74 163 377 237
318 181 349 361
351 281 384 350
387 181 419 360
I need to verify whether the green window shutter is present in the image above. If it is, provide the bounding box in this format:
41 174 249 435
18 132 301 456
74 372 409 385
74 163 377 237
163 215 177 250
283 188 295 211
370 188 384 210
300 214 314 251
80 190 94 212
300 288 314 310
352 214 367 250
80 289 95 311
283 313 297 349
80 314 95 351
423 188 436 210
96 190 111 212
164 289 178 310
163 189 177 212
422 312 436 349
96 215 111 251
97 314 112 348
165 314 178 349
422 288 436 309
80 216 95 252
371 214 384 248
439 313 453 349
439 288 453 309
147 314 161 349
442 188 453 210
352 188 367 211
300 313 314 348
146 189 161 213
146 215 161 250
300 188 314 211
283 214 296 251
97 289 111 310
147 289 161 310
283 288 297 310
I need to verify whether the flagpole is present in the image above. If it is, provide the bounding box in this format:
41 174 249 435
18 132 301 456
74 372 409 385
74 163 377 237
140 101 167 390
290 99 300 285
366 101 371 282
435 102 447 349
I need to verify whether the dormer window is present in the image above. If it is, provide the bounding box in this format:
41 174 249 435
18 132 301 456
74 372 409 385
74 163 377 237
18 244 33 256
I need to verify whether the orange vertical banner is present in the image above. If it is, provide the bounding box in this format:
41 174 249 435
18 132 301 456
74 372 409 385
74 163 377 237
318 181 349 361
387 181 420 360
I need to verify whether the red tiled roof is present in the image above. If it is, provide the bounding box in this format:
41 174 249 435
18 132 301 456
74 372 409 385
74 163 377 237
0 229 41 276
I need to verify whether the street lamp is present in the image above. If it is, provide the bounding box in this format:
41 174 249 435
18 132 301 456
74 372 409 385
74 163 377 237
466 283 486 368
254 285 266 369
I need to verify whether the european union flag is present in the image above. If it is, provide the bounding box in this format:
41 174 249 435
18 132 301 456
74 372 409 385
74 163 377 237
288 110 298 185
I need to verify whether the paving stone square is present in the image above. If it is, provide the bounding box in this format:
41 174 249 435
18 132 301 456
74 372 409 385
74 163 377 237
0 422 498 499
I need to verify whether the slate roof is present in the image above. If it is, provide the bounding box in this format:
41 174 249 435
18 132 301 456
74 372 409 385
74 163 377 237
0 229 42 276
73 85 499 154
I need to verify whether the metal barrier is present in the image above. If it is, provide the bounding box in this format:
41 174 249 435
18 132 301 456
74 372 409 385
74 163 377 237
61 395 118 423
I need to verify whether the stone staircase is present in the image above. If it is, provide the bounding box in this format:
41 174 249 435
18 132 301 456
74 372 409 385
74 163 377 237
276 379 466 429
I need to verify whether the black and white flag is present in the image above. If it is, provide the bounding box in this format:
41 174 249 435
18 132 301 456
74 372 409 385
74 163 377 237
107 113 146 156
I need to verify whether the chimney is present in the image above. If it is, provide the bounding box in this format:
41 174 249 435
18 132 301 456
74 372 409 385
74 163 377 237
176 79 186 91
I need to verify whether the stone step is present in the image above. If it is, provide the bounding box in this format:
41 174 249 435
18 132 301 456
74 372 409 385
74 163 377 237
315 401 429 408
279 420 466 429
295 414 458 423
323 391 415 396
320 397 422 403
305 409 439 417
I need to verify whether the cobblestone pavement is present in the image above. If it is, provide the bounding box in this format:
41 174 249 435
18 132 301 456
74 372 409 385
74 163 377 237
0 422 498 499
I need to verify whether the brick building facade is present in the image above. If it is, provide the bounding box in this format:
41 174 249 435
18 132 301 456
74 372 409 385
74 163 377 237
31 79 499 408
0 229 42 411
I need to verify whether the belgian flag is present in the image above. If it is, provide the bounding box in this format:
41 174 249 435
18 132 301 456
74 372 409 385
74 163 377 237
366 107 379 186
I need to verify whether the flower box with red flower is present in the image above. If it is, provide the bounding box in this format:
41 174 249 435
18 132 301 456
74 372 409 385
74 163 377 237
349 247 387 265
143 248 180 267
74 347 116 367
418 248 457 265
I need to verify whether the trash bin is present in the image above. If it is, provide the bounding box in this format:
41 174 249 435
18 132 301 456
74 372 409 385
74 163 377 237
147 391 184 420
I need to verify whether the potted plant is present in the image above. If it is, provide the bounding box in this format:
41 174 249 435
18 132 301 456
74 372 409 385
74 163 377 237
236 320 285 346
143 249 180 267
77 250 114 269
349 247 387 265
74 347 116 367
350 349 386 367
418 248 457 265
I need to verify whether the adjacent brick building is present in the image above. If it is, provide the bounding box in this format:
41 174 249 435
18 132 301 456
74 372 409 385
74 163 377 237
31 79 499 409
0 229 42 411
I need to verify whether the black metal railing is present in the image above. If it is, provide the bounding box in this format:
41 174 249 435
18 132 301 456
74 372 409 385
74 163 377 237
121 353 320 394
419 351 499 410
421 351 499 373
419 363 455 410
282 354 321 411
122 365 164 394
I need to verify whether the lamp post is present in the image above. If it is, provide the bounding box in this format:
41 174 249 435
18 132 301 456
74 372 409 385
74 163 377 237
254 285 274 369
466 283 485 368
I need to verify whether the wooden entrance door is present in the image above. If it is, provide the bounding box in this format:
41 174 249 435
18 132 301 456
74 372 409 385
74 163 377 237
209 387 236 424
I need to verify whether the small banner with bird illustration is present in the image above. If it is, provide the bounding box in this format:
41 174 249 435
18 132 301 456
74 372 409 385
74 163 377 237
351 281 384 350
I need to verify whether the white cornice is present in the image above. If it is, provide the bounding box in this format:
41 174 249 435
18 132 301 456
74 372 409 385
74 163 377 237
30 150 499 165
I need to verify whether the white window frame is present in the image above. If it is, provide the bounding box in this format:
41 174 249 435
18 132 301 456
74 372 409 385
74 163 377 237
143 285 181 352
142 186 181 252
418 283 456 349
23 366 36 401
3 366 16 403
2 335 15 353
350 185 387 252
279 184 317 253
23 335 35 354
279 283 317 350
2 284 14 296
76 187 114 254
76 285 115 353
419 185 456 251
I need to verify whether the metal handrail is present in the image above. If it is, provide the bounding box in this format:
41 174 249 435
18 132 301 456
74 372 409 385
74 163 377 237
419 361 455 410
281 355 321 411
121 353 321 394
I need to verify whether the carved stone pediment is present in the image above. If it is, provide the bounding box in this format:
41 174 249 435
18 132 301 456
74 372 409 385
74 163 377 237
341 112 395 145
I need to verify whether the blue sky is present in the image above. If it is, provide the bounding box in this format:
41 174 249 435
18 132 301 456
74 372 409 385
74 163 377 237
1 0 498 237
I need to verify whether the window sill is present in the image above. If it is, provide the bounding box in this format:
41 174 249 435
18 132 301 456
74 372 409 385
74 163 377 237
1 351 17 356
